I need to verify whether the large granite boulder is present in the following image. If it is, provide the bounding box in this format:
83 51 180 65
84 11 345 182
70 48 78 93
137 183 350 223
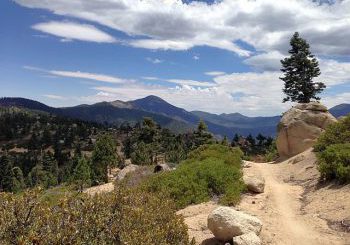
207 207 262 242
276 102 336 158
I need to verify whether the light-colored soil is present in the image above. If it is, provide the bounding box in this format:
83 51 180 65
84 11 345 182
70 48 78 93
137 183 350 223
178 148 350 245
83 182 114 195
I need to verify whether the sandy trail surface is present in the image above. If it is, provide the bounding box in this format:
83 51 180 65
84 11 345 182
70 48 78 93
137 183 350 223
239 156 349 245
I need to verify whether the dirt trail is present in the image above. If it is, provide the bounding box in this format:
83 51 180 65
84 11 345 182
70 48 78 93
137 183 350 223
239 160 348 245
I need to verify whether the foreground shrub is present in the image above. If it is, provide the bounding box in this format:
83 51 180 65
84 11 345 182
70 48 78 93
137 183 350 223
315 115 350 183
0 187 191 245
142 144 245 209
314 115 350 152
317 144 350 183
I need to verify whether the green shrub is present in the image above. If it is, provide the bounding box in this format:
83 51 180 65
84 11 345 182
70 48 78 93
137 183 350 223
314 115 350 152
141 144 245 209
0 187 191 245
263 141 279 162
317 144 350 183
314 115 350 183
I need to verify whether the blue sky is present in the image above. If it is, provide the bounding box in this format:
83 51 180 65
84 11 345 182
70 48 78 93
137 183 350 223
1 0 350 116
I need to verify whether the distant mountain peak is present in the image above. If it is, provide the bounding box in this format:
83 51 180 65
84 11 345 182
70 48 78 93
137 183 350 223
131 95 168 104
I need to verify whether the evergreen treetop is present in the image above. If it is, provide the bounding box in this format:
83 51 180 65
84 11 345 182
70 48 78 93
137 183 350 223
280 32 326 103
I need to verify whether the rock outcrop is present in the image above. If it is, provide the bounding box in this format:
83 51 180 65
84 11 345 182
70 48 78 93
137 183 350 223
207 206 262 242
276 102 336 158
243 175 265 193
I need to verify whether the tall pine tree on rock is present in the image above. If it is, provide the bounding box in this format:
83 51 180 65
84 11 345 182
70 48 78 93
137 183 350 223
280 32 326 103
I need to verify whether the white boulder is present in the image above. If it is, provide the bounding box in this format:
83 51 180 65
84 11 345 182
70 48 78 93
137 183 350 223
243 175 265 193
207 207 262 242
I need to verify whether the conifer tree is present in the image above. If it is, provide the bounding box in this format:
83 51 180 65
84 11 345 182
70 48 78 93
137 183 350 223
280 32 326 103
11 167 25 192
72 157 91 192
231 134 240 147
0 155 14 192
194 120 213 147
221 136 229 146
91 134 118 184
42 152 58 186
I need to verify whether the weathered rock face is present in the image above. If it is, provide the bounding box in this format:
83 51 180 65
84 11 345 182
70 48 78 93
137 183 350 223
232 232 261 245
243 175 265 194
207 207 262 242
276 102 337 158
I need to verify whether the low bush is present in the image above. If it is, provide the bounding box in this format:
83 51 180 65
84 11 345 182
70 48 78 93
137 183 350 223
0 187 191 245
141 144 245 209
263 141 279 162
314 115 350 152
317 144 350 183
315 115 350 183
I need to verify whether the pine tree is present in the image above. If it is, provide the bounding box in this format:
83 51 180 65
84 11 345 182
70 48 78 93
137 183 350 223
280 32 326 103
27 164 49 188
194 120 213 147
11 167 25 192
231 133 240 147
72 157 91 192
221 136 229 146
130 141 152 165
42 152 58 187
91 134 118 184
256 134 266 146
0 155 14 192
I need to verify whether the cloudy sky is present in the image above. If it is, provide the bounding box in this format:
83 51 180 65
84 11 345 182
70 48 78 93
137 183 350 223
1 0 350 116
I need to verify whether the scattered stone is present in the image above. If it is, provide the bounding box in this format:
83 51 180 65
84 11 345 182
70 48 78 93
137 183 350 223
232 232 261 245
276 102 337 158
244 175 265 193
242 161 252 168
207 206 262 242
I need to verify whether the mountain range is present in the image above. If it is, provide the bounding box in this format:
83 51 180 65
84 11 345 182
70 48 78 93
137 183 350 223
0 96 349 138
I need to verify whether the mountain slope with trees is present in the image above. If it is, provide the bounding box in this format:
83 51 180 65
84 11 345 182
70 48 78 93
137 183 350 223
0 97 348 138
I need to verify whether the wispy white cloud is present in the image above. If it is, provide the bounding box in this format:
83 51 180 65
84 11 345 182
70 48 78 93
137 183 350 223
24 66 134 84
142 76 159 80
49 70 134 83
193 55 200 60
146 57 164 64
205 71 227 77
32 21 116 43
43 94 66 100
167 79 216 87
